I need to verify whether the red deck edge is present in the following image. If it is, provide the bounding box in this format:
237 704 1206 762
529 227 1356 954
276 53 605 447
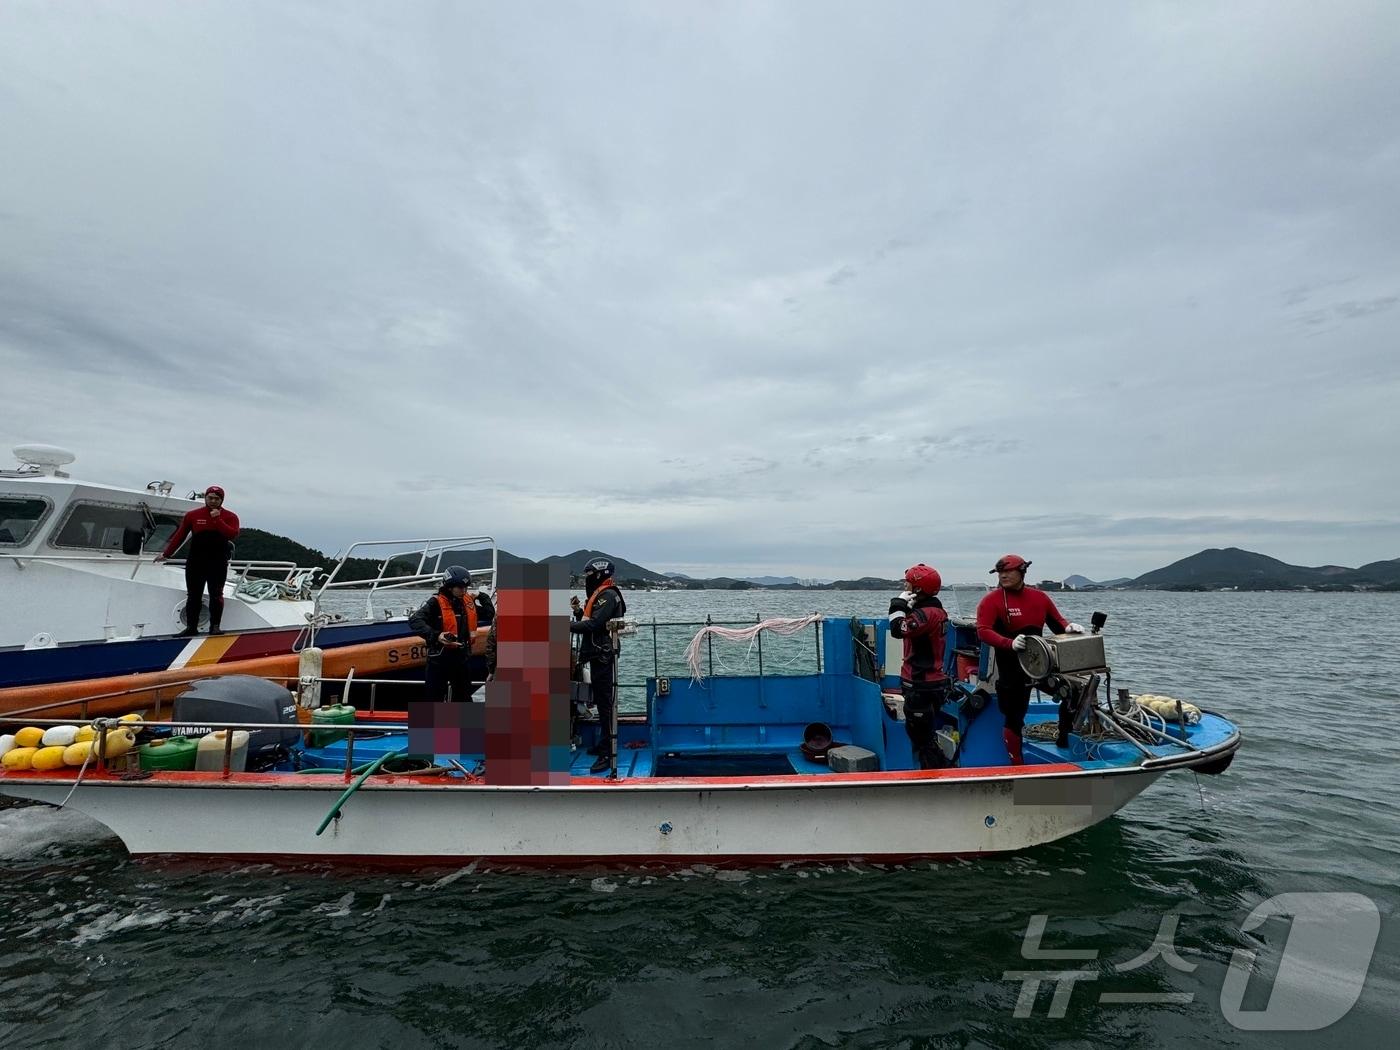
0 761 1084 789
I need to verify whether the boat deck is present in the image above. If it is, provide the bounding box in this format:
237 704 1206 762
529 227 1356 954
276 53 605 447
288 706 1239 782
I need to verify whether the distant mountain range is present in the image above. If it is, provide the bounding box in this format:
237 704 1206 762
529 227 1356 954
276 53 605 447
236 530 1400 592
668 573 834 587
1121 547 1400 591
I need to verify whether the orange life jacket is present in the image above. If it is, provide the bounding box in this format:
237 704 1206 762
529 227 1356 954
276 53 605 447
435 593 478 642
583 579 617 618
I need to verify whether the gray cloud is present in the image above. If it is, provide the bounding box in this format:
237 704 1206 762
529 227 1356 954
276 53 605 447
2 0 1398 583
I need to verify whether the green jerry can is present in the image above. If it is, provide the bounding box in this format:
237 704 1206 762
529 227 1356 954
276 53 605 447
310 704 356 748
139 735 199 772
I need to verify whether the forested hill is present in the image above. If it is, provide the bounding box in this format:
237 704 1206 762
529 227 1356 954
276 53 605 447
1128 547 1400 591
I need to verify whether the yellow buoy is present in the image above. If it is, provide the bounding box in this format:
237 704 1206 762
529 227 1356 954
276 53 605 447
119 713 144 724
2 747 38 771
14 727 44 749
94 728 137 758
31 746 68 771
63 740 95 766
75 725 97 743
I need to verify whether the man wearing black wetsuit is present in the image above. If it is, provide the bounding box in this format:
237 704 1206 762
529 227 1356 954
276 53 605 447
976 553 1085 764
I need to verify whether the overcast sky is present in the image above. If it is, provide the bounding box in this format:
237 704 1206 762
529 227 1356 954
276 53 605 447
2 1 1397 582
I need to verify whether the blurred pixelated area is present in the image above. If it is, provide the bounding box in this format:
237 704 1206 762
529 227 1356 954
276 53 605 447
408 562 574 784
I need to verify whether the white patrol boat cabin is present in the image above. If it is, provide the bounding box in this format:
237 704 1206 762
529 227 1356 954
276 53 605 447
0 444 317 648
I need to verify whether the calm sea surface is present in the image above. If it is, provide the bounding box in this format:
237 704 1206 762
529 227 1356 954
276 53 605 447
2 589 1397 1048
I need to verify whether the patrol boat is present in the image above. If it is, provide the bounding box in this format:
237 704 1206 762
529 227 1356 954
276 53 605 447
0 444 493 720
0 613 1240 864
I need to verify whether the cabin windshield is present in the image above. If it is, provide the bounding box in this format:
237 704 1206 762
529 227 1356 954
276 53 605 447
0 494 52 546
50 500 186 553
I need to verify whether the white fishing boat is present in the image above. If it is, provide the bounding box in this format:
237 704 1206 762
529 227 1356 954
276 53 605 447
0 615 1240 864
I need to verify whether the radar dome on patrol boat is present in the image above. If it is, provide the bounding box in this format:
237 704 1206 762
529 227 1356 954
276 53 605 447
12 444 76 476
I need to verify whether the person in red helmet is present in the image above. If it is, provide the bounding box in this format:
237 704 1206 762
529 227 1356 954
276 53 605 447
157 485 240 635
975 554 1085 764
888 563 953 769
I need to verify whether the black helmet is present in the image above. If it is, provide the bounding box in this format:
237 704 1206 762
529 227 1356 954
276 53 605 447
441 565 472 591
584 557 615 592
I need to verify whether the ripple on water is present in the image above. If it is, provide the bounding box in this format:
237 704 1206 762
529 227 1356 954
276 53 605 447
3 591 1399 1048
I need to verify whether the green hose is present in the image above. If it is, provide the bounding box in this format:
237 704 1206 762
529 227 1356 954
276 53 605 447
314 750 398 836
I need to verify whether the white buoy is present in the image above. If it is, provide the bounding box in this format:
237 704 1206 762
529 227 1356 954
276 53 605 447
297 647 324 710
40 725 81 747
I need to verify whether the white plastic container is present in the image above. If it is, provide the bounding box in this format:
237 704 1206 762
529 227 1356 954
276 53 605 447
195 730 250 772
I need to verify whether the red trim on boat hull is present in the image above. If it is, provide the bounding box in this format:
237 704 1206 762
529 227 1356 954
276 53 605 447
0 761 1086 790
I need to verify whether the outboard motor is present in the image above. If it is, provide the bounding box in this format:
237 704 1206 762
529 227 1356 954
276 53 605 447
172 675 300 765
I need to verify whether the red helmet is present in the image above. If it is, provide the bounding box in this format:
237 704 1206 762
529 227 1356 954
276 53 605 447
991 553 1030 574
904 563 942 595
205 485 225 498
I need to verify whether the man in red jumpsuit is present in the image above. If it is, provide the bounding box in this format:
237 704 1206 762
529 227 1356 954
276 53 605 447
975 554 1084 764
157 485 241 636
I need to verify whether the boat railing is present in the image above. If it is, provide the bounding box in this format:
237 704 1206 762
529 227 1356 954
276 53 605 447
314 535 499 624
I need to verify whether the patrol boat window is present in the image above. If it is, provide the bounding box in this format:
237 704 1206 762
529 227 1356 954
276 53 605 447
0 495 53 546
50 500 186 553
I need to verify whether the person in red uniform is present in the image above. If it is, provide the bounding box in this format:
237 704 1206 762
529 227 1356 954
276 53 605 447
975 554 1084 764
156 485 240 636
888 563 953 769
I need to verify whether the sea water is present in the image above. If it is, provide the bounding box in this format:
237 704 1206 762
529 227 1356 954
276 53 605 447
1 589 1397 1048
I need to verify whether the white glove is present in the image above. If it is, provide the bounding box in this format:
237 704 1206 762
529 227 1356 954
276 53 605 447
899 590 916 603
1011 636 1027 652
1065 622 1085 634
